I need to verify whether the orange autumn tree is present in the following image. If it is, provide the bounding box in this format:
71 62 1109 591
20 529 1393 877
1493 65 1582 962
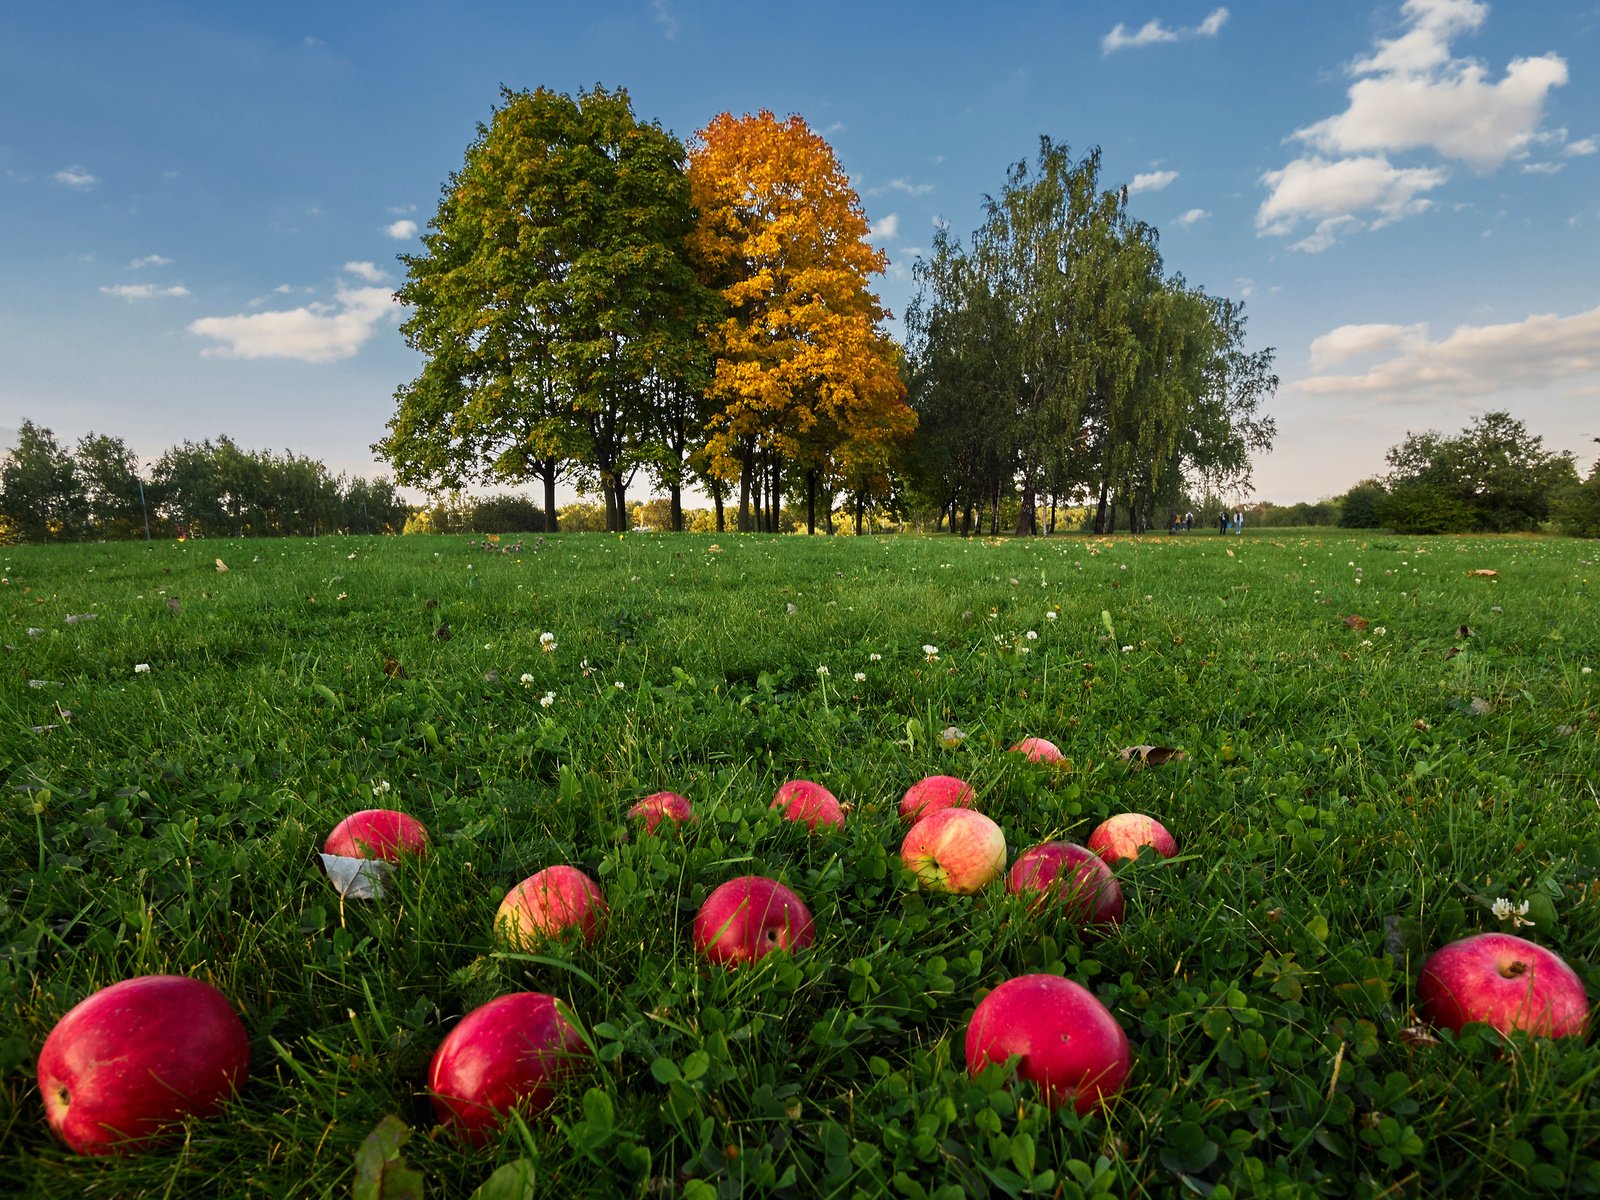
688 111 915 533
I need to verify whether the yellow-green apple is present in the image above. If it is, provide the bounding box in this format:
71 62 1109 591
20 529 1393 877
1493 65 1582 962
770 779 844 831
1008 841 1125 926
428 991 589 1145
693 875 815 965
37 975 250 1155
1010 737 1064 764
1086 813 1178 865
1417 933 1589 1039
495 866 607 950
628 790 694 833
899 774 976 823
965 974 1131 1115
900 808 1007 894
323 809 429 861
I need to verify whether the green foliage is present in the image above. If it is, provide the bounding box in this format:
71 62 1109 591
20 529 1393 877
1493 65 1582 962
0 420 85 542
1552 453 1600 538
1378 482 1478 534
1338 479 1387 529
3 531 1598 1198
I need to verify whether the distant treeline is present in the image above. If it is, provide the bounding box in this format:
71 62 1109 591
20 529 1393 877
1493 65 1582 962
0 421 409 542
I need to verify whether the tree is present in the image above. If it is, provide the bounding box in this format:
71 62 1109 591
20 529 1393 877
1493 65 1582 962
0 421 84 542
688 111 914 534
1382 411 1577 532
1551 444 1600 537
379 85 714 532
75 432 147 539
1338 479 1387 528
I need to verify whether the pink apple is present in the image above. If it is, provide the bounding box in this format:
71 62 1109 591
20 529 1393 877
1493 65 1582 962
1086 813 1178 865
965 974 1131 1115
900 807 1007 894
495 866 607 950
693 875 815 965
628 791 694 834
1417 932 1589 1039
323 809 429 861
900 775 976 824
37 974 250 1155
770 779 844 831
429 991 590 1144
1008 841 1126 926
1010 737 1064 764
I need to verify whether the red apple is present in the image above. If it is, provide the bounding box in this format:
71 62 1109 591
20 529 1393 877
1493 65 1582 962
1087 813 1178 865
628 790 694 834
965 974 1131 1115
1008 841 1125 926
1010 737 1064 764
693 875 815 965
899 774 976 823
900 807 1007 894
770 779 844 831
429 991 589 1145
37 974 250 1155
1417 932 1589 1039
495 866 607 950
323 809 429 861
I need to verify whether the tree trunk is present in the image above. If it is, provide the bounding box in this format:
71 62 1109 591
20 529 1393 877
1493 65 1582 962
1048 493 1057 536
805 468 817 535
855 491 865 535
990 481 1000 536
713 485 725 532
770 459 782 533
669 483 683 532
962 503 974 537
738 442 753 532
612 478 629 531
543 463 559 533
1093 481 1108 535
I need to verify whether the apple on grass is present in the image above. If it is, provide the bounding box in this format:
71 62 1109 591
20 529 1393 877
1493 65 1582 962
1417 932 1589 1039
628 790 694 834
1010 737 1064 765
965 974 1131 1115
899 775 976 824
1008 841 1125 926
900 808 1007 894
770 779 844 831
38 975 250 1155
429 992 589 1145
1087 813 1178 865
323 809 429 861
694 876 815 965
495 866 607 950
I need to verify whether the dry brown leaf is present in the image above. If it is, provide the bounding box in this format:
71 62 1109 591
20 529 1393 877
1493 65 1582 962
214 558 229 572
1121 745 1187 767
166 597 181 614
1343 614 1369 630
1467 569 1498 578
1443 646 1461 660
1456 624 1474 639
382 657 406 679
433 622 452 641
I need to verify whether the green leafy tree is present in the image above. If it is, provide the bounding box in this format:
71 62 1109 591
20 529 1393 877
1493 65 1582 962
1338 479 1387 528
1383 411 1577 532
74 432 147 538
380 85 713 533
0 420 85 542
1551 442 1600 537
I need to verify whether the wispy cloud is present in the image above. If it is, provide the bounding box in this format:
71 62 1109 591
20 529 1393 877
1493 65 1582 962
384 219 419 239
650 0 678 39
129 254 173 269
1563 136 1597 157
343 260 388 284
868 178 935 198
869 213 900 240
1128 170 1179 194
54 165 98 189
1103 7 1228 54
100 283 191 301
189 267 399 362
1175 208 1212 227
1258 154 1447 251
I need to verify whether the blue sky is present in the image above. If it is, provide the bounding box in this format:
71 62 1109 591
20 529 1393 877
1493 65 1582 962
4 0 1598 505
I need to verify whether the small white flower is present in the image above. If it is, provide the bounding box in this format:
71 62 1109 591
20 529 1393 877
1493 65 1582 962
520 673 535 686
1491 897 1533 927
1374 626 1387 636
1119 564 1127 571
581 659 595 677
134 663 151 674
484 643 492 650
1045 611 1058 621
1361 639 1373 647
853 671 866 683
869 652 882 662
1121 645 1133 653
1025 630 1038 640
614 681 625 690
923 644 938 656
540 692 555 708
940 726 966 748
347 553 356 560
374 779 392 794
817 665 830 677
1583 667 1593 675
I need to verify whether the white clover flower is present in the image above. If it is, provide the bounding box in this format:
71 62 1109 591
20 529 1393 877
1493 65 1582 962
374 779 392 794
1045 611 1057 621
614 681 625 689
853 671 866 683
1492 897 1533 927
817 665 830 677
520 673 535 686
581 659 595 677
1025 630 1038 640
540 692 555 708
1121 645 1134 653
1583 666 1593 675
134 663 151 674
923 644 939 663
540 632 557 652
940 726 966 748
1374 626 1387 636
869 652 882 662
347 553 357 560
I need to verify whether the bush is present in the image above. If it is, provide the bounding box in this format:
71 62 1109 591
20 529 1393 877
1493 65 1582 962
468 494 546 533
1338 480 1386 529
1552 466 1600 537
1377 482 1476 534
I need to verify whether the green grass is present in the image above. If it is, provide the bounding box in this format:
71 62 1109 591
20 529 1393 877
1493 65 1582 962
3 530 1598 1198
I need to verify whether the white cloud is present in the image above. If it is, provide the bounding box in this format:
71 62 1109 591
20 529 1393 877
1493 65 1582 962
342 260 388 284
188 285 399 363
1298 304 1600 400
650 0 678 39
54 165 97 189
384 219 419 239
869 213 899 240
1563 136 1597 157
1175 207 1211 227
130 254 174 269
1128 170 1179 194
1103 7 1228 53
100 284 191 301
1521 161 1563 175
1257 155 1447 247
869 178 935 198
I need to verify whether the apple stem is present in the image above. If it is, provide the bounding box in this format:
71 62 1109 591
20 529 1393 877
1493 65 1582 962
1502 960 1528 979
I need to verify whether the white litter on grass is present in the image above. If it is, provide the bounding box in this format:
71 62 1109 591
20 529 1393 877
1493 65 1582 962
65 613 99 625
319 854 393 900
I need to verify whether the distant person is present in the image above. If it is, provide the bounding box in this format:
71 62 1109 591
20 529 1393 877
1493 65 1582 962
1232 509 1244 535
1184 512 1193 532
1218 512 1228 535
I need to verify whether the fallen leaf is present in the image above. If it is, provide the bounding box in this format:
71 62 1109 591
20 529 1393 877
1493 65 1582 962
382 658 406 679
1456 625 1474 639
433 623 452 641
318 854 393 899
1443 646 1461 660
166 597 182 614
1120 745 1187 767
215 558 229 572
1466 569 1498 578
1398 1024 1441 1048
1343 615 1369 631
424 597 438 610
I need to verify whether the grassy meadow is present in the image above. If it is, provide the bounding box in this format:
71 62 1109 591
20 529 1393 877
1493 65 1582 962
3 529 1598 1198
